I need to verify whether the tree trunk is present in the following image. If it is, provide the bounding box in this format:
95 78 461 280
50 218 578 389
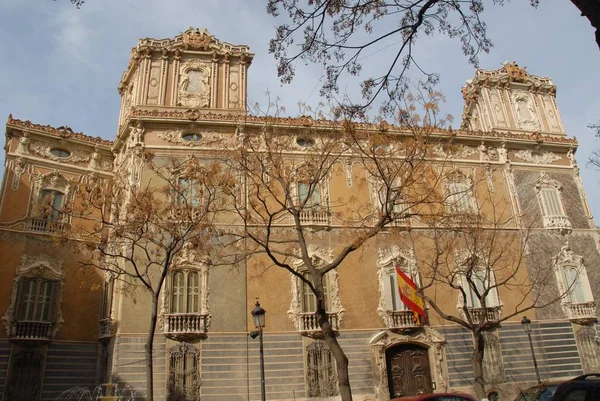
145 295 159 401
471 331 487 400
570 0 600 49
315 282 353 401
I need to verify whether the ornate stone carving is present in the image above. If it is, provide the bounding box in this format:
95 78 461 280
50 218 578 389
343 159 353 187
30 141 91 163
481 330 505 384
432 144 476 159
478 143 499 162
17 132 30 154
512 90 540 130
575 325 600 373
1 254 65 336
288 245 344 334
515 149 561 164
178 59 211 108
376 246 419 328
369 329 449 399
9 158 27 191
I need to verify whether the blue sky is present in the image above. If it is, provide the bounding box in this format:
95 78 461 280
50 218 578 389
1 0 599 219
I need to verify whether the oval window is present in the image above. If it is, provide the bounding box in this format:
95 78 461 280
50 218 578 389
182 133 202 142
50 148 71 158
296 137 315 147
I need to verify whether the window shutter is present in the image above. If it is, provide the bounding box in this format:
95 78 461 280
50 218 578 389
187 272 200 313
47 281 60 322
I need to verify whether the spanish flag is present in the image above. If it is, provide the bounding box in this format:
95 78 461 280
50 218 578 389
396 265 426 324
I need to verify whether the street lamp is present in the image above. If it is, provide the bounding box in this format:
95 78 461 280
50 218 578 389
251 300 266 401
521 316 541 384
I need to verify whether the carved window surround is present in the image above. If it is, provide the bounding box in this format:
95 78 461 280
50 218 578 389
288 246 344 337
376 246 424 330
160 245 211 341
443 169 478 215
553 244 596 324
534 171 571 233
293 178 331 226
369 329 449 400
2 254 65 344
27 171 74 234
454 250 502 326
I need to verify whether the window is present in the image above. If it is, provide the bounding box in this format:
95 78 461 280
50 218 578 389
182 133 202 142
535 171 571 231
40 190 65 221
168 343 200 401
448 181 477 213
296 137 315 147
177 178 202 207
298 182 321 208
460 268 499 308
50 148 71 158
306 341 338 398
553 245 594 313
383 258 420 312
377 184 408 218
301 272 329 313
16 278 60 322
170 271 200 314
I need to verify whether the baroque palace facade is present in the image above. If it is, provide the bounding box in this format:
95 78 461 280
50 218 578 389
0 28 599 401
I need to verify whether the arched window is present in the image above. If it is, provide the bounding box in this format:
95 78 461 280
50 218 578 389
170 271 200 314
448 181 477 213
535 171 571 232
16 278 60 322
40 190 65 221
177 178 202 208
301 271 330 313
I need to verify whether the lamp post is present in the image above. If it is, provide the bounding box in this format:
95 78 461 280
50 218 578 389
521 316 541 384
251 300 266 401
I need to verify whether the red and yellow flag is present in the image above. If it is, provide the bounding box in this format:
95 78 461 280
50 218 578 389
395 265 426 323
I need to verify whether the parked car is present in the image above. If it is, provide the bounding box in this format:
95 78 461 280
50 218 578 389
514 374 600 401
551 373 600 401
514 382 562 401
391 392 477 401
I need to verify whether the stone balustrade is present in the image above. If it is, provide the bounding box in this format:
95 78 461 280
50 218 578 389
10 321 53 342
299 312 339 333
26 217 69 234
564 301 597 323
543 215 572 233
299 208 329 225
466 305 502 325
163 313 209 339
386 310 422 329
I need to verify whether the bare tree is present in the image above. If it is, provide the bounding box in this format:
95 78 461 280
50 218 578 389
588 121 600 169
403 181 570 399
266 0 599 114
63 153 235 401
219 95 451 401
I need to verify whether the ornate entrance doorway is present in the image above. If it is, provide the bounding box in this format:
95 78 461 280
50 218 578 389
386 344 432 398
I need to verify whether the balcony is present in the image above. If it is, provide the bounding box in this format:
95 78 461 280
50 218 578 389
564 301 597 324
384 310 424 331
299 208 330 226
298 312 339 336
162 313 209 341
542 215 572 234
98 318 113 342
10 321 53 345
465 306 502 326
26 217 70 234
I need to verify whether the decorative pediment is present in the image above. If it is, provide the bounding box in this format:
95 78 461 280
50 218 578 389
291 245 335 268
554 243 583 269
137 28 252 55
534 171 562 191
177 59 211 108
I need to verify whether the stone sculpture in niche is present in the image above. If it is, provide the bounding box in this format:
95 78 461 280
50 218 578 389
512 91 540 130
178 59 211 108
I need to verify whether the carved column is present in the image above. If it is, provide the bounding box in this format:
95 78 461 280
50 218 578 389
171 50 181 106
159 49 169 106
223 53 230 110
139 48 152 105
211 51 219 108
574 324 600 373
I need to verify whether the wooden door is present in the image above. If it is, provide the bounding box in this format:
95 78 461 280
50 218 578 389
386 344 432 398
